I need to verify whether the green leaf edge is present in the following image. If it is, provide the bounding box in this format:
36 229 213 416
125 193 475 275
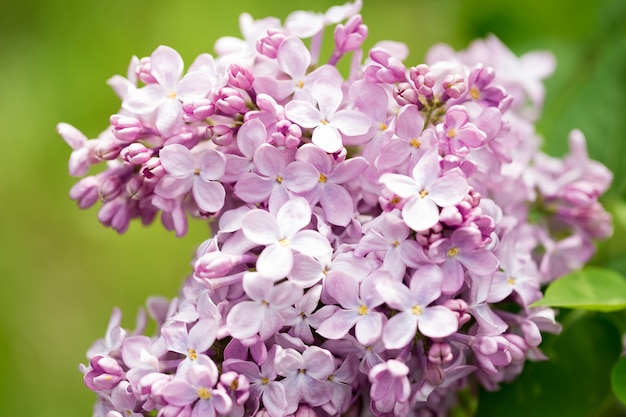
532 266 626 312
611 356 626 406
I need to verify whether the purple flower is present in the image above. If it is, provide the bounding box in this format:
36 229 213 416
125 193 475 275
316 270 385 345
241 197 331 280
295 144 368 226
354 211 426 280
428 226 499 294
223 346 287 417
376 104 436 172
275 346 335 414
377 265 458 349
161 318 218 374
83 355 125 391
163 356 232 417
438 105 487 156
368 359 411 414
254 36 344 103
285 78 370 153
379 146 469 232
226 274 303 340
234 143 319 210
123 45 216 136
155 144 226 214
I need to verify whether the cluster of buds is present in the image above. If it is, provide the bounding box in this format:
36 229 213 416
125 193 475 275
59 1 613 416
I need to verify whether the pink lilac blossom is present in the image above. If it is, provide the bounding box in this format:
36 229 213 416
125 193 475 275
60 2 612 417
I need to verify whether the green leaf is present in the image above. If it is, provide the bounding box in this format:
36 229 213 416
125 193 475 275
477 314 622 417
612 357 626 405
532 267 626 312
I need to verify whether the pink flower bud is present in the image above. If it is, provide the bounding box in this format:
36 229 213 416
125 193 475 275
110 114 143 142
94 139 123 161
194 252 236 279
228 64 254 90
99 175 123 202
136 56 157 84
70 176 100 209
333 14 367 53
208 125 234 146
393 82 419 106
256 29 287 58
121 143 151 165
443 73 466 99
428 342 453 364
182 98 215 122
213 88 246 115
142 157 164 179
126 175 153 200
98 198 131 233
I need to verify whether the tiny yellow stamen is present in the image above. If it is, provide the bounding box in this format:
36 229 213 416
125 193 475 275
261 377 270 385
321 119 329 125
447 247 459 258
380 122 388 131
279 237 290 247
276 175 283 184
319 173 327 183
419 189 429 199
168 91 177 99
194 168 201 175
296 80 305 89
392 240 400 247
447 129 457 139
299 369 307 374
230 379 239 391
507 276 516 286
412 305 423 315
188 348 198 360
390 195 402 205
410 138 421 148
358 305 368 315
197 387 212 400
470 86 481 100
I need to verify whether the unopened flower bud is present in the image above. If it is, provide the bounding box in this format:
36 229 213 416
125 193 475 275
208 125 234 146
126 175 153 200
333 14 367 55
428 342 453 364
213 88 247 115
393 82 419 106
94 139 124 161
443 299 471 326
121 143 151 165
228 64 255 90
425 361 445 385
136 56 157 84
99 175 124 202
443 73 466 99
182 98 215 122
194 252 236 279
70 176 100 209
256 29 287 58
83 355 124 391
142 157 164 179
110 114 143 142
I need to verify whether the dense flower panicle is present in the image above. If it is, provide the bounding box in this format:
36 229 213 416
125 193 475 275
62 1 612 416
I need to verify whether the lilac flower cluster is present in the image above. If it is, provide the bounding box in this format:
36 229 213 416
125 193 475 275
60 1 613 416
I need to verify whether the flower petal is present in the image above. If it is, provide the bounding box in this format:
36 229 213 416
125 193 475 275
192 178 225 213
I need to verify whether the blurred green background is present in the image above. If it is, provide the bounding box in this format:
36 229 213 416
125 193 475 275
0 0 625 416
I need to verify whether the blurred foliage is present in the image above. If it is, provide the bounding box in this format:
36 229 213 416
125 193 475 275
0 0 625 416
